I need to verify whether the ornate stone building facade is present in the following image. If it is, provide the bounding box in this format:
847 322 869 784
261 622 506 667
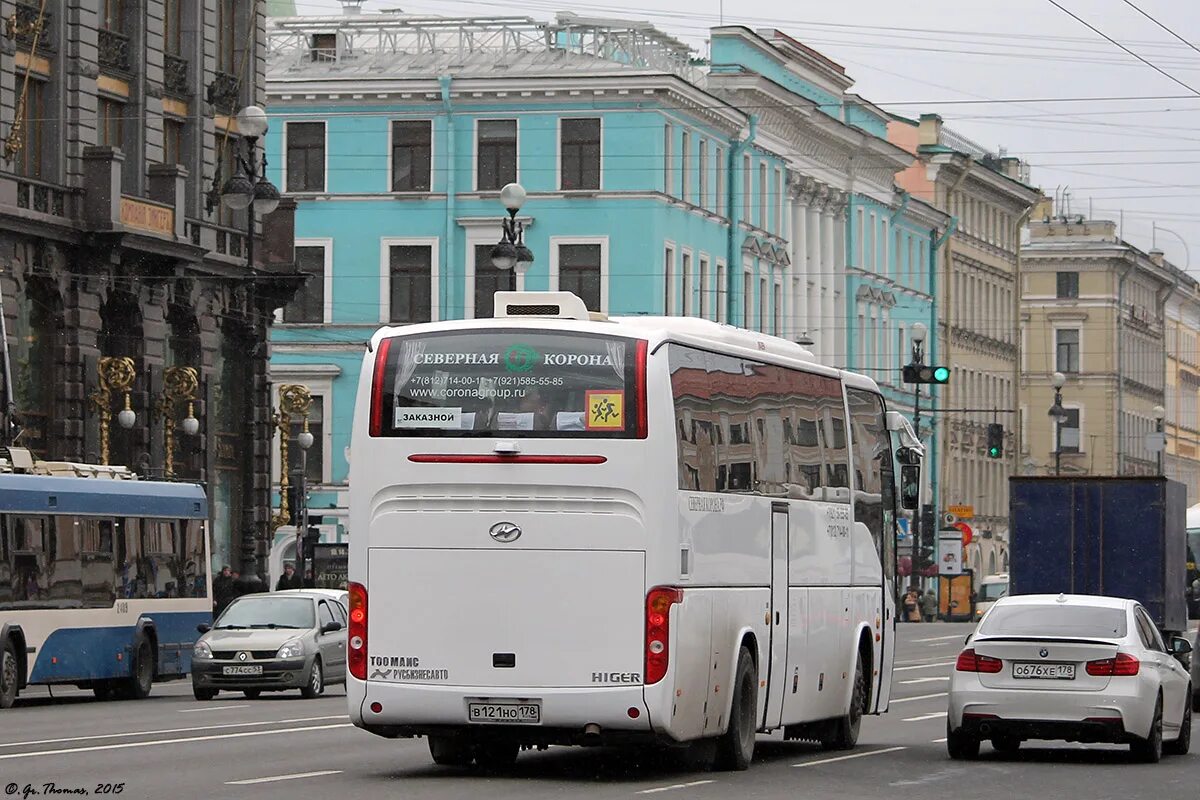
0 0 298 581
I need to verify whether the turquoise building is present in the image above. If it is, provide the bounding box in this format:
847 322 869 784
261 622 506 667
261 12 946 548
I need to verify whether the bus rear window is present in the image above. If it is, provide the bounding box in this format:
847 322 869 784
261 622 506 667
371 329 645 438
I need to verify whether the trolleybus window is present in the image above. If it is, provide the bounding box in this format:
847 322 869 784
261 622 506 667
374 329 644 438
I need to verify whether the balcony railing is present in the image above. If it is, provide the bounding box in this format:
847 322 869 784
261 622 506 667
98 28 131 74
7 2 52 52
164 54 190 98
206 71 240 114
13 176 71 217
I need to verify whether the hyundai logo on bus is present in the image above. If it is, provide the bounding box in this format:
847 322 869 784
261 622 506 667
489 522 522 543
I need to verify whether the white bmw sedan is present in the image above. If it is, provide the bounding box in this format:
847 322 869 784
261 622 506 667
947 594 1193 762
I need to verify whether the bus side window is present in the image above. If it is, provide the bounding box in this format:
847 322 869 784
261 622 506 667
846 388 894 578
0 514 11 606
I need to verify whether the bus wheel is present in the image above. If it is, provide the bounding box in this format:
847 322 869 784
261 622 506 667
714 646 757 771
428 735 473 767
822 651 865 751
124 638 154 700
0 639 18 709
473 741 519 771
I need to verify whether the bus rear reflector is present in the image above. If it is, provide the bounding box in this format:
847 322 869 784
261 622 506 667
348 581 368 680
645 587 683 685
368 338 393 437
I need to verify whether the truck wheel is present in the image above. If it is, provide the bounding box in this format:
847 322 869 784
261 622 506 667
0 639 18 709
822 652 866 751
714 646 757 771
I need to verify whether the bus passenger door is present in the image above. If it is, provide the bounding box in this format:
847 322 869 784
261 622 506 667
764 503 790 729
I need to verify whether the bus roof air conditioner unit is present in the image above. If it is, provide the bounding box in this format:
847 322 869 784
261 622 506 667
494 291 600 322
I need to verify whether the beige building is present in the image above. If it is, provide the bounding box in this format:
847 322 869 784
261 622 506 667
890 115 1039 581
1161 270 1200 495
1020 210 1181 478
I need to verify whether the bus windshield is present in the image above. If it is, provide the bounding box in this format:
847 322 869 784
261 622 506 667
373 329 643 438
980 582 1008 602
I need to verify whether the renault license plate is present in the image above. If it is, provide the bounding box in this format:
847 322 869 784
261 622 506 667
467 700 541 724
222 665 263 676
1012 662 1075 680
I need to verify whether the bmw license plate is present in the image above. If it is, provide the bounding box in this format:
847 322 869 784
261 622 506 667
467 700 541 724
1012 662 1075 680
222 665 263 676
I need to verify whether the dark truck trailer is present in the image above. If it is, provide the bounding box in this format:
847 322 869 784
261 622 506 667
1009 476 1188 635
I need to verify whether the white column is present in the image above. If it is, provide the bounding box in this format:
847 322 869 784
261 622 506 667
806 203 821 357
833 200 848 368
791 191 809 342
821 207 836 365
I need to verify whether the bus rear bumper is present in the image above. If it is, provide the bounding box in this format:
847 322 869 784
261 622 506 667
348 677 658 744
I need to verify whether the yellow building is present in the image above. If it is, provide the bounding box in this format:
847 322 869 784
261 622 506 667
1164 281 1200 496
1020 210 1180 478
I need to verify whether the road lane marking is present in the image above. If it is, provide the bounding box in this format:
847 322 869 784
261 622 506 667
0 723 351 761
178 704 249 713
0 715 346 749
889 693 947 704
903 712 947 722
792 746 907 768
894 661 955 672
636 780 715 794
900 677 948 684
931 738 948 744
227 770 343 786
912 635 967 643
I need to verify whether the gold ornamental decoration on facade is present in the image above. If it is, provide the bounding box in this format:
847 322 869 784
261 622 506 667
90 356 137 466
271 383 312 532
156 366 199 479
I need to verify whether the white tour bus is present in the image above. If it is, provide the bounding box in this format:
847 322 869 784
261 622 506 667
346 292 922 770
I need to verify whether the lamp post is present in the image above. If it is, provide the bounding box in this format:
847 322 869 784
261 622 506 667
211 105 281 269
296 428 313 586
907 322 927 582
156 366 199 479
90 356 137 466
1048 371 1068 476
491 183 534 277
1153 404 1166 476
271 384 313 585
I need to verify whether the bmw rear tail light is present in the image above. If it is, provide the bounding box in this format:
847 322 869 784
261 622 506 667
348 581 368 680
955 649 1003 674
1086 652 1140 677
645 587 683 685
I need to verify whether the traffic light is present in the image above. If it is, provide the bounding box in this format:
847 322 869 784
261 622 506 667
902 364 951 385
986 423 1004 459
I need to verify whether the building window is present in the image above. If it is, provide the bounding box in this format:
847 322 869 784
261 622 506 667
759 277 768 334
743 269 752 328
758 162 767 229
283 246 326 323
1057 271 1079 299
388 245 433 324
164 0 182 54
773 168 782 233
310 33 336 62
699 256 710 320
391 120 432 192
560 118 600 191
681 251 692 316
103 0 124 30
716 262 727 323
99 98 124 148
474 244 515 318
477 119 517 191
1056 328 1080 373
698 139 708 209
681 130 691 202
287 396 324 484
15 80 45 178
664 245 675 315
285 122 325 193
743 154 751 219
715 146 725 216
773 282 782 336
163 118 184 166
1057 408 1081 454
663 123 673 196
559 244 602 312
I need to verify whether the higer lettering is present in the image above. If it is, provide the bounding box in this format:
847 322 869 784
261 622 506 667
345 291 917 771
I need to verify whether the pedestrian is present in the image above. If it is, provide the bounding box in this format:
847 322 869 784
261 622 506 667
275 563 303 591
921 590 937 623
903 587 921 622
212 565 234 616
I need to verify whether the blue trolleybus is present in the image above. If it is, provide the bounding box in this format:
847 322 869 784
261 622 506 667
0 463 210 708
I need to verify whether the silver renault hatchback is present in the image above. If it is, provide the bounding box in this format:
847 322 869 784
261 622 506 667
191 592 348 700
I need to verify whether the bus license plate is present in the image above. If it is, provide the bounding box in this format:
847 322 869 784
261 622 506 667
222 665 263 676
467 701 541 724
1012 662 1075 680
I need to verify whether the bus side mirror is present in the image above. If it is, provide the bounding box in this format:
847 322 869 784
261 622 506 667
900 464 920 510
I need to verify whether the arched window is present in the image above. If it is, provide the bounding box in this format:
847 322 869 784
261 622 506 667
11 276 64 459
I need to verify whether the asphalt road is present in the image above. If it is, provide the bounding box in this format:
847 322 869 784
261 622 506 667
1 623 1196 800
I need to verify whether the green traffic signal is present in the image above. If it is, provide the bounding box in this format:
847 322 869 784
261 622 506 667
932 366 950 383
987 445 1001 458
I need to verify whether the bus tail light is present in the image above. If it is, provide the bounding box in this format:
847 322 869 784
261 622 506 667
368 338 393 437
348 581 368 680
634 340 648 439
645 587 683 685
